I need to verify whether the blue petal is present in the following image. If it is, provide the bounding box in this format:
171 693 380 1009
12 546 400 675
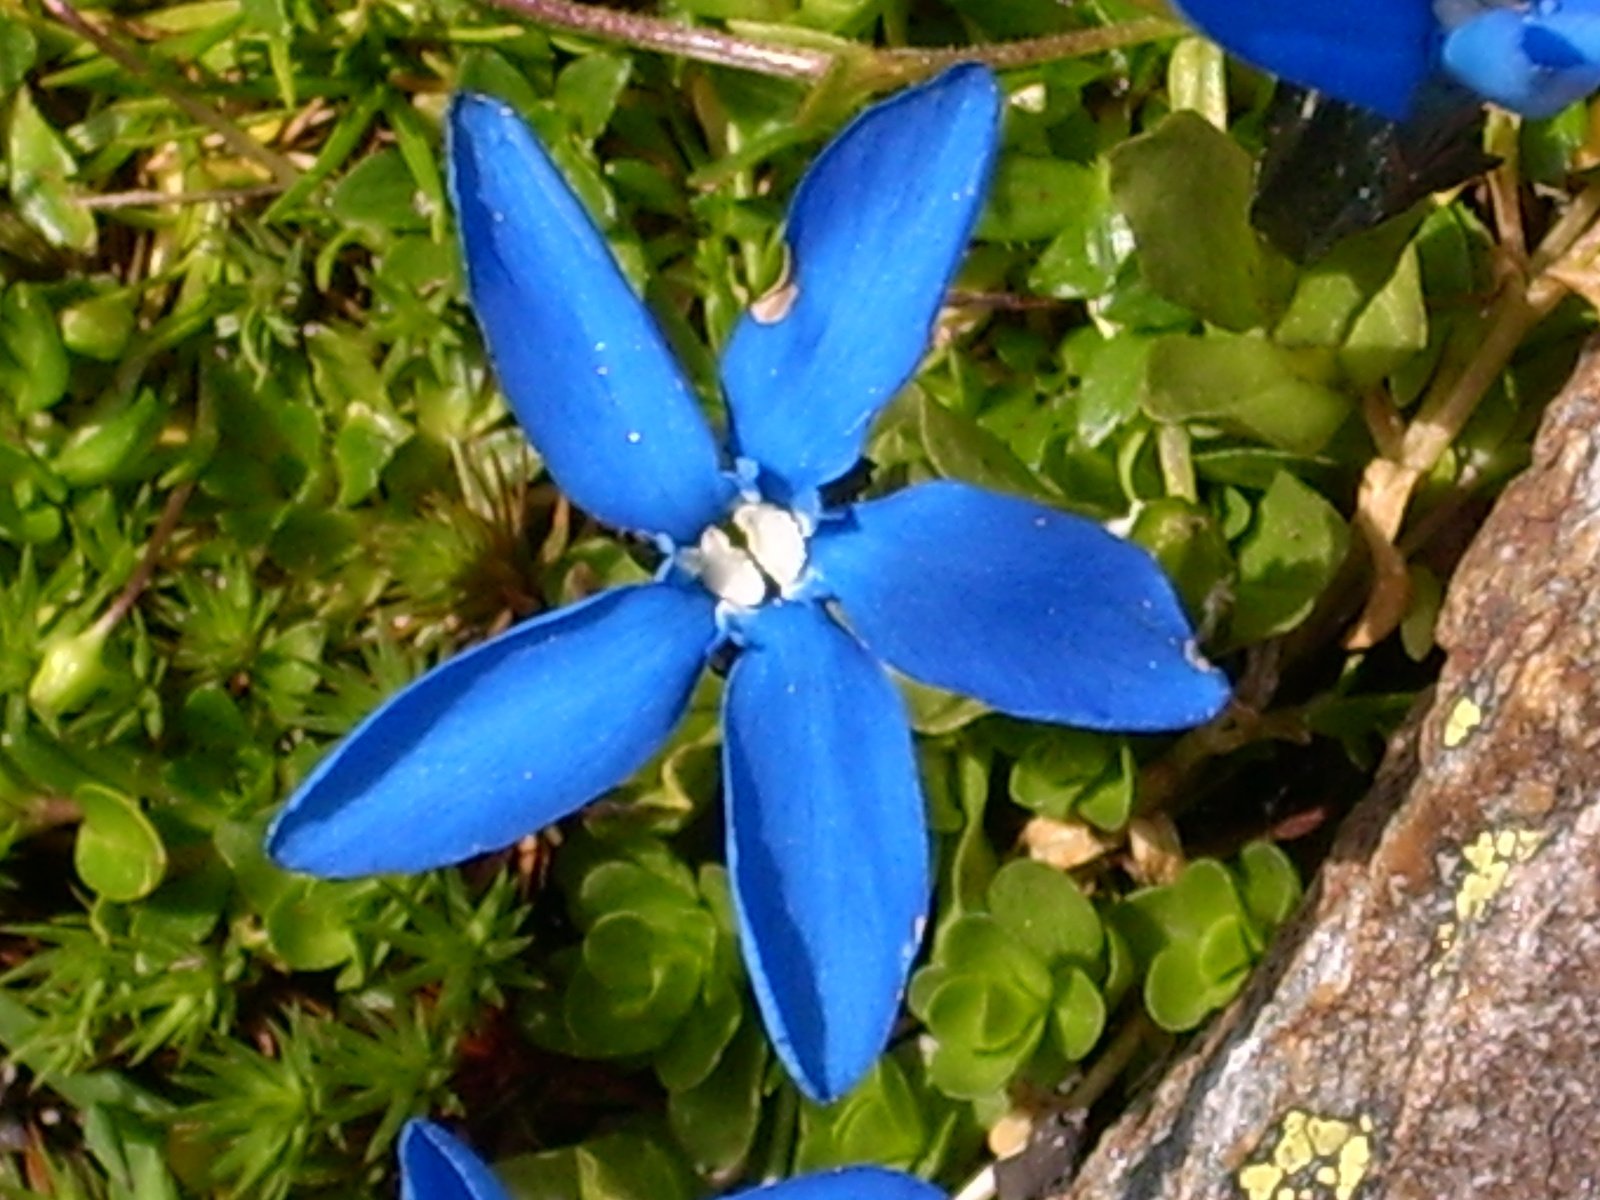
1442 0 1600 118
268 584 716 877
722 602 928 1102
812 481 1230 731
449 94 732 542
1169 0 1436 120
400 1122 512 1200
728 1169 945 1200
720 65 1001 500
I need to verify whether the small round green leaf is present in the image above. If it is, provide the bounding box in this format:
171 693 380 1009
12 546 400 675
988 859 1104 970
1049 966 1106 1061
1235 840 1304 928
74 783 167 902
1143 943 1213 1033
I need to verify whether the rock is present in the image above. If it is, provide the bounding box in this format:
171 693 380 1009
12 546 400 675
1053 345 1600 1200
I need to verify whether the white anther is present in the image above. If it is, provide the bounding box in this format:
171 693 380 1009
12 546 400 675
687 526 768 608
733 503 807 592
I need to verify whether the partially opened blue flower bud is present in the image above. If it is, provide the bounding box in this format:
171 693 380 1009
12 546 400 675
1172 0 1600 120
1440 0 1600 118
269 65 1229 1104
1167 0 1437 119
399 1120 945 1200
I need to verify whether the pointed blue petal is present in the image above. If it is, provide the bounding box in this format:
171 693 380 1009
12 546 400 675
449 94 732 542
721 65 1001 499
729 1169 945 1200
400 1122 512 1200
723 602 928 1102
268 584 715 877
1170 0 1435 120
812 482 1230 731
1443 0 1600 118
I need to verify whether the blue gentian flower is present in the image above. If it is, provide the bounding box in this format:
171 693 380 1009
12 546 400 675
400 1119 945 1200
1171 0 1600 120
268 64 1229 1102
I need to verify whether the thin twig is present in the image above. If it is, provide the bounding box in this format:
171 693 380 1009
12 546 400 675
96 482 195 635
1061 1009 1156 1110
73 185 288 209
472 0 1179 85
475 0 830 78
38 0 301 189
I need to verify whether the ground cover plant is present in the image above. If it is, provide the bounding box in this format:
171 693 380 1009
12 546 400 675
1 0 1598 1197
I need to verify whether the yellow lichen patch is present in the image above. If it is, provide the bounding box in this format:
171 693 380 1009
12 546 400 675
1431 827 1547 973
1441 696 1482 748
1236 1111 1376 1200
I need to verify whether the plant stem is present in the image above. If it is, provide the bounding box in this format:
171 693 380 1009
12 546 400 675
472 0 1180 84
95 482 195 636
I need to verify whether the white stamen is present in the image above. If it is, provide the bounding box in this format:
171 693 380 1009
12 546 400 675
733 503 807 592
680 502 810 608
687 526 767 608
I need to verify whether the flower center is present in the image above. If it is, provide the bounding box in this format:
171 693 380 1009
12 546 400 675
681 502 809 608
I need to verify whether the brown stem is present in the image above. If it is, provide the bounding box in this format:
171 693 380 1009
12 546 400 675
473 0 831 77
1061 1010 1158 1111
95 482 194 635
471 0 1179 84
73 185 287 210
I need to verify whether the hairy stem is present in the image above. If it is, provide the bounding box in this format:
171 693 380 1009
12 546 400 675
472 0 1179 84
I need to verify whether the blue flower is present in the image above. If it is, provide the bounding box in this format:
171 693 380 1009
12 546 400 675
1171 0 1600 120
267 64 1228 1102
399 1119 945 1200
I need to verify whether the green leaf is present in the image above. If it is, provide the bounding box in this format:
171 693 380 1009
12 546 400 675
1049 965 1106 1061
575 1134 696 1200
1145 332 1353 455
60 290 137 362
1027 158 1123 299
554 54 633 142
1109 111 1287 331
239 0 295 106
923 1039 1028 1101
794 1057 929 1172
1231 470 1349 643
74 783 167 902
1197 914 1255 983
917 388 1055 500
1234 840 1303 928
329 149 430 237
29 622 111 717
988 859 1103 971
666 1018 766 1174
264 882 359 970
53 390 165 487
1074 743 1135 832
1339 243 1427 386
0 20 37 100
653 980 742 1092
1008 728 1115 820
1129 497 1235 621
0 282 70 414
979 155 1103 243
1273 215 1421 349
922 974 1044 1053
1142 940 1215 1032
334 404 411 506
9 86 96 253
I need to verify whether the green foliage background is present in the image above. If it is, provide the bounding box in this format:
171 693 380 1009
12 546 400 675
0 0 1592 1195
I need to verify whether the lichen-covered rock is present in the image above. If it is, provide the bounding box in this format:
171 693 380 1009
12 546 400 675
1055 345 1600 1200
